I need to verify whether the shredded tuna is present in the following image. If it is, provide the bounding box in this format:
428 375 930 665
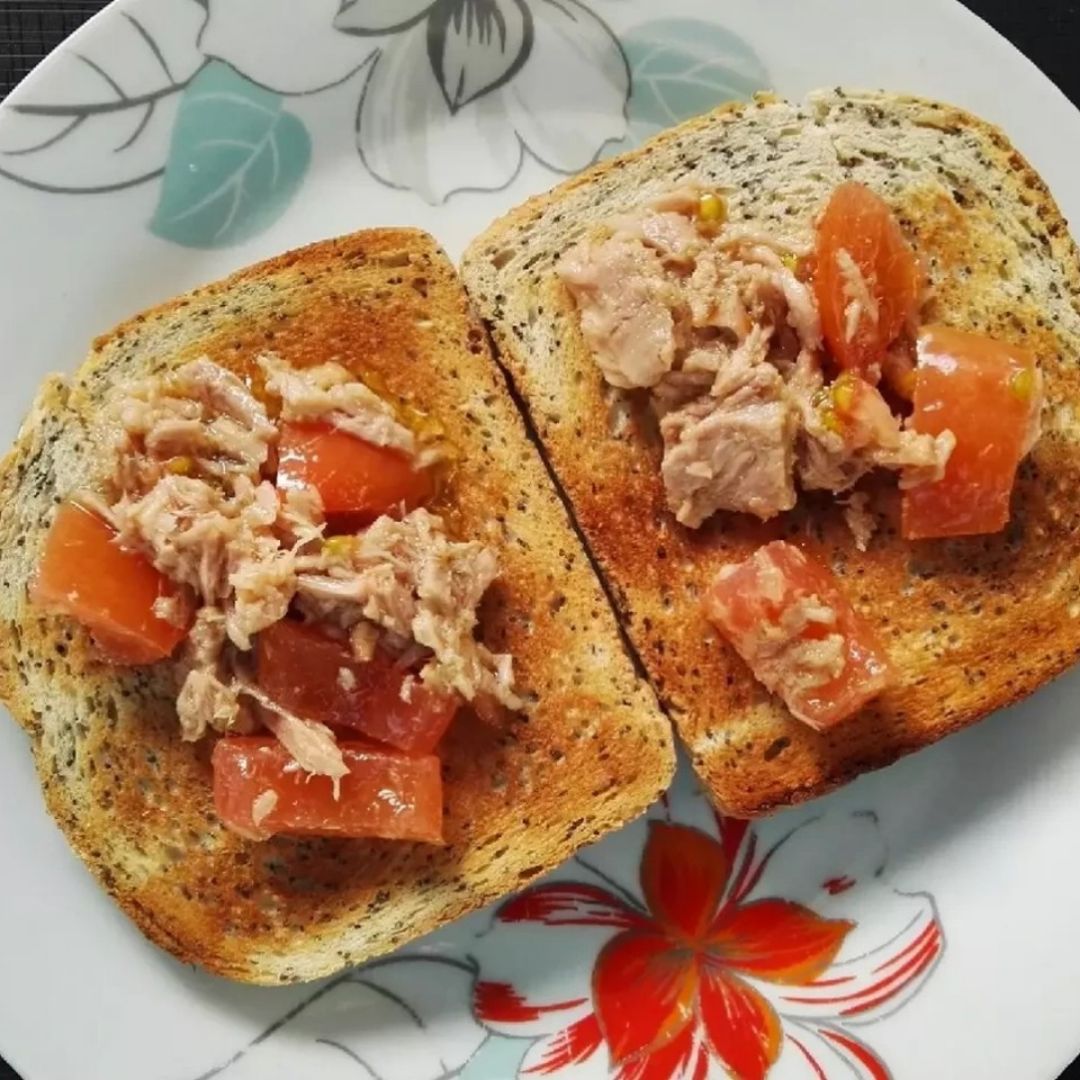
732 245 821 351
258 354 443 467
686 253 751 337
836 248 879 344
152 592 193 629
842 492 878 552
646 187 702 215
111 358 275 493
112 476 234 602
787 353 954 494
276 487 325 549
296 509 519 708
732 583 848 697
895 430 956 489
715 225 812 258
349 620 381 662
71 489 120 530
241 681 350 796
177 667 242 742
110 475 302 650
652 366 718 418
251 790 278 829
174 607 256 742
612 209 701 262
777 268 822 351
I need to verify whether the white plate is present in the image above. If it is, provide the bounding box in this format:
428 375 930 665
1 2 1079 1078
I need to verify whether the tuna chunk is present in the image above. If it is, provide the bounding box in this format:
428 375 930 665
558 237 678 389
611 209 701 262
661 331 797 526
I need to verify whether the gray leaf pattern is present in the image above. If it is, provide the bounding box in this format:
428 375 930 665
333 0 434 36
426 0 534 113
0 0 205 193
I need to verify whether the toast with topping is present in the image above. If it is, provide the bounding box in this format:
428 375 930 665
0 229 675 983
461 89 1080 816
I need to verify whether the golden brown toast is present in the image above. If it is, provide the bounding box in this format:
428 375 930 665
0 229 675 983
461 89 1080 816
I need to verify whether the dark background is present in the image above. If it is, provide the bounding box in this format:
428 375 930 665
0 0 1077 1077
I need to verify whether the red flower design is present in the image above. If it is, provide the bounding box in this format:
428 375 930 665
473 807 944 1080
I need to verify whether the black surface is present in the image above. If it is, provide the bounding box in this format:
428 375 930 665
0 1 1078 1078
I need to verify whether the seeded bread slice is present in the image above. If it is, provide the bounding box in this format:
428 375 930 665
461 89 1080 816
0 229 675 984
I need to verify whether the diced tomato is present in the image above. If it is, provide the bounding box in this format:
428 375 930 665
31 502 188 664
814 182 921 377
257 620 458 754
212 737 443 842
277 421 433 526
704 541 893 730
902 325 1040 540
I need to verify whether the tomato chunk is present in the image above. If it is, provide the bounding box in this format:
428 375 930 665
277 421 433 526
704 541 893 730
31 502 188 664
814 182 920 377
902 325 1040 540
257 620 458 754
212 737 443 842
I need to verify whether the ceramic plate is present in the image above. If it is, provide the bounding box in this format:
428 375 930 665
2 2 1079 1078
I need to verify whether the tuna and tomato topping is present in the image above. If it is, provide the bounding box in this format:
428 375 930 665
32 355 516 843
559 182 1043 541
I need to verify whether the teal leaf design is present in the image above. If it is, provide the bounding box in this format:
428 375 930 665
149 61 311 249
458 1033 533 1079
617 19 769 146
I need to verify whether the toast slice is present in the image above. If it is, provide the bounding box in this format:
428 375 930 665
0 229 675 984
461 89 1080 816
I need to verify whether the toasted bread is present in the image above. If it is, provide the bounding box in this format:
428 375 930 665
0 229 675 984
461 89 1080 817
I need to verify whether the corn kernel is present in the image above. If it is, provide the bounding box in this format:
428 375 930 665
831 376 857 414
781 253 799 273
165 456 193 476
1010 367 1035 401
697 192 727 225
820 407 842 435
323 535 355 559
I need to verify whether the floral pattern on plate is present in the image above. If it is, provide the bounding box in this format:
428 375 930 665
0 0 767 242
195 792 943 1079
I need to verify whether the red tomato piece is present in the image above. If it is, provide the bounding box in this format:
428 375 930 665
814 182 921 377
704 541 893 730
902 325 1040 540
212 737 444 842
31 502 188 664
257 620 458 754
277 421 433 527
